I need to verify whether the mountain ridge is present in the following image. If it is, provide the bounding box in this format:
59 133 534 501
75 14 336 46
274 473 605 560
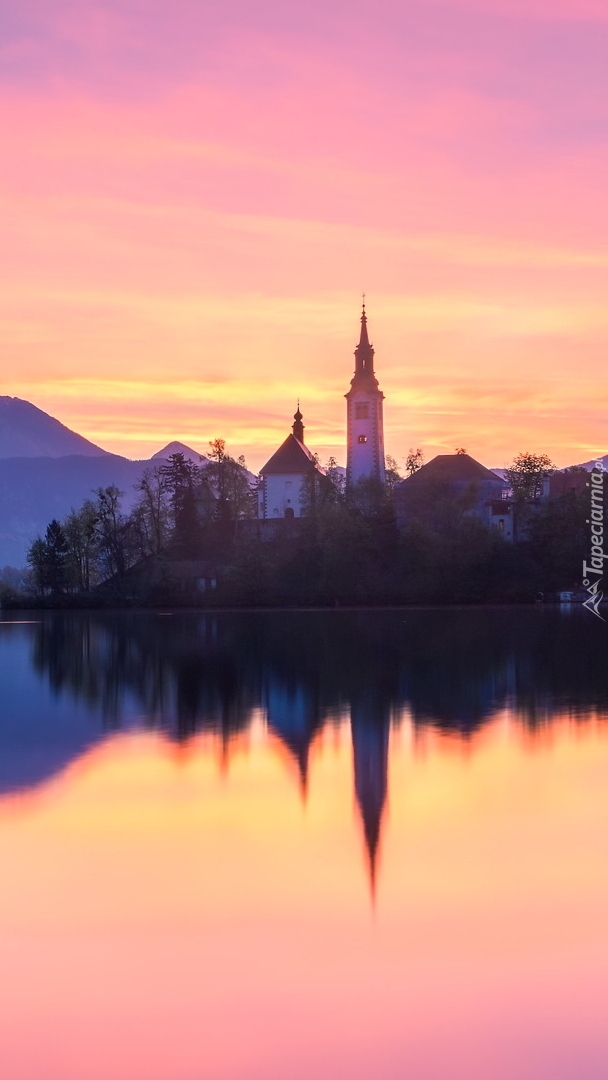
0 396 111 458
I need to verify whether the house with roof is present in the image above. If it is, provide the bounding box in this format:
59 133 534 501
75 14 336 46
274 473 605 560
258 406 325 519
394 452 513 538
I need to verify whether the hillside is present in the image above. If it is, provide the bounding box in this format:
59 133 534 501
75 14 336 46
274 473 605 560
0 455 152 567
0 397 109 458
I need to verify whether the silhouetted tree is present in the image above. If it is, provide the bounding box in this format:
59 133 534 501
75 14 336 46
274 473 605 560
135 466 170 556
506 452 555 502
33 520 69 595
506 452 555 543
405 448 424 476
27 537 49 597
385 455 402 496
64 501 98 591
204 441 252 528
93 486 134 578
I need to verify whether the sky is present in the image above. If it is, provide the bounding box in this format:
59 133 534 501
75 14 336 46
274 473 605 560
1 0 607 471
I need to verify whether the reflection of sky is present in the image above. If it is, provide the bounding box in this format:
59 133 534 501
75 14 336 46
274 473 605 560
1 718 608 1080
0 624 142 794
2 608 607 869
2 612 608 1076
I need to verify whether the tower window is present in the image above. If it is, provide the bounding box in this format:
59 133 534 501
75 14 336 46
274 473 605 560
355 403 369 420
357 435 368 444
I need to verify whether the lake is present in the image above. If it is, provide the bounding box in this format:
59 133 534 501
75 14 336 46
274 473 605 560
1 607 607 1080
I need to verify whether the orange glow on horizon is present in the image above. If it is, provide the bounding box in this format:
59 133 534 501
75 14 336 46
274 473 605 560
2 3 608 472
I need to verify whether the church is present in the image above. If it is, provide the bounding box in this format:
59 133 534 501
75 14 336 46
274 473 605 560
257 304 386 519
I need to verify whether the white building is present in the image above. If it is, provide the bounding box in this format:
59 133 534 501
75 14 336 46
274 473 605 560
345 304 386 487
258 406 325 519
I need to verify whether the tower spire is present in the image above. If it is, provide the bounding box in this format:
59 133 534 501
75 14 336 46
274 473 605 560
292 401 304 443
359 294 370 347
354 298 374 377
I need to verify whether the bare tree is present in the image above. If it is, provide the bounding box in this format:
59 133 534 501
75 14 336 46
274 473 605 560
135 466 170 556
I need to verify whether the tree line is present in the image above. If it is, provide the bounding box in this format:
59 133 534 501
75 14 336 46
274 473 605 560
25 443 253 598
7 446 596 607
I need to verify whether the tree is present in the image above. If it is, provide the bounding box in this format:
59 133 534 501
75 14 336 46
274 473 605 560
27 537 49 597
63 501 98 592
93 486 133 579
528 489 588 590
135 466 170 556
506 452 556 544
45 520 69 593
506 452 555 502
324 457 346 499
27 520 70 596
204 441 253 527
347 476 392 520
385 455 402 497
160 454 200 528
405 448 424 476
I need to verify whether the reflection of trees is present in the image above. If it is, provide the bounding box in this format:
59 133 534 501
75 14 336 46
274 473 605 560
23 607 608 893
30 608 608 745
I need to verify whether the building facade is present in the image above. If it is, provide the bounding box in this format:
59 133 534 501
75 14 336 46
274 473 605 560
394 452 512 535
258 406 325 519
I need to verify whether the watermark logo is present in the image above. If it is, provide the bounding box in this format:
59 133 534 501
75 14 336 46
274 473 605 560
582 461 606 620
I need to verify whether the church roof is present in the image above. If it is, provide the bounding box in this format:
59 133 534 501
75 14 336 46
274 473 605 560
397 453 505 487
260 434 324 476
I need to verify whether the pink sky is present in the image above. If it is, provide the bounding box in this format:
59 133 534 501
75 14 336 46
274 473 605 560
2 0 607 470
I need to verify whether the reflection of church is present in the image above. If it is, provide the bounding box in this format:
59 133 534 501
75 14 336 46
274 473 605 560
263 673 390 896
257 304 386 519
17 608 583 900
351 697 390 898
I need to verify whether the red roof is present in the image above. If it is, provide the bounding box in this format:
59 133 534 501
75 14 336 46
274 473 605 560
260 434 324 476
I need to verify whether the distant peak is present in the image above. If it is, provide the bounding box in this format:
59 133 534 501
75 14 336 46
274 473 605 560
151 441 207 463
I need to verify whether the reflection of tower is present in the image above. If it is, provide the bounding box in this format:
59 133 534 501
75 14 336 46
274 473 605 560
351 698 390 897
345 302 386 487
265 680 320 799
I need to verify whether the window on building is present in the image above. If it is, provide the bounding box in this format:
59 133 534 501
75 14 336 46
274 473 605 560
355 403 369 420
498 519 504 531
357 435 367 444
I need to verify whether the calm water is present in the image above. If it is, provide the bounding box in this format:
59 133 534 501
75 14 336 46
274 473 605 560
1 607 608 1080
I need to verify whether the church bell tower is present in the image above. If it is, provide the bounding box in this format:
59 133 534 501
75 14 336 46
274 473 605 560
345 302 385 487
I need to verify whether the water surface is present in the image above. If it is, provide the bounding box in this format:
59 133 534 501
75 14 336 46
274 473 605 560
1 608 607 1080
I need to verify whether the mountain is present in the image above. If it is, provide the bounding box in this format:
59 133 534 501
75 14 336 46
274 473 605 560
490 456 608 481
0 398 260 568
573 453 608 472
151 441 257 486
0 454 152 567
0 397 109 458
151 441 210 465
